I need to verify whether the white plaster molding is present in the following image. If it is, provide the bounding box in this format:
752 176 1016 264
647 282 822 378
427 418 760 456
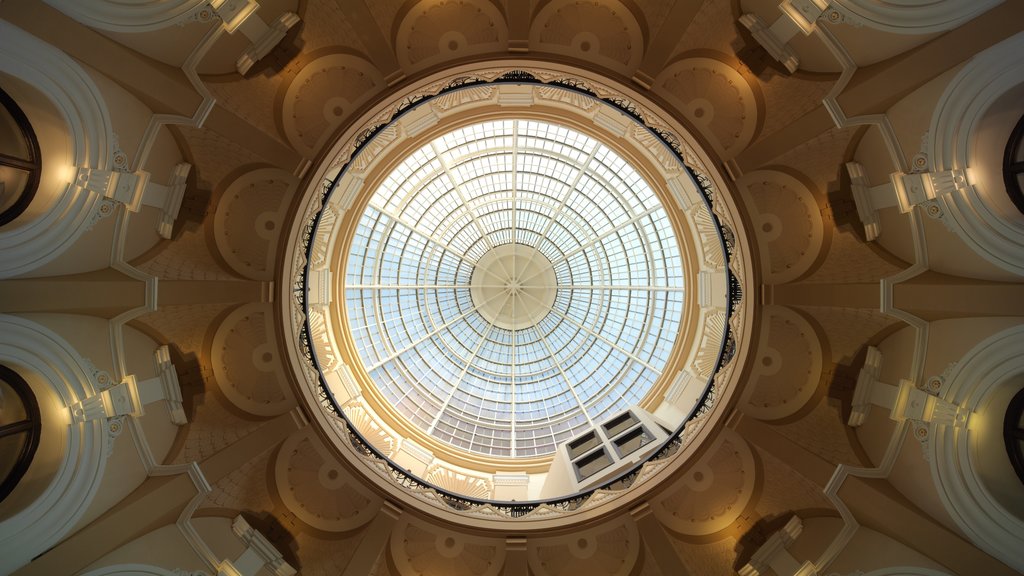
889 169 969 213
80 564 196 576
209 0 259 33
667 173 702 210
817 212 930 573
492 473 530 486
875 201 931 400
732 14 944 576
121 345 187 425
497 84 535 107
397 437 436 470
927 324 1024 572
891 379 968 428
697 269 727 309
848 350 964 434
814 23 910 175
107 204 159 382
852 568 951 576
0 17 205 278
926 31 1024 276
827 0 1002 35
845 164 966 242
43 0 212 32
0 21 112 278
127 12 224 176
819 417 920 575
166 453 298 576
72 162 189 238
0 315 109 574
663 369 700 406
75 167 150 208
782 0 832 33
308 269 332 308
815 213 936 576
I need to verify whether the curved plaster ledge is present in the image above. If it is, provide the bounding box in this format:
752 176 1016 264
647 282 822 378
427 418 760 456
928 324 1024 572
42 0 210 32
830 0 1003 34
926 31 1024 276
0 21 114 279
0 315 108 574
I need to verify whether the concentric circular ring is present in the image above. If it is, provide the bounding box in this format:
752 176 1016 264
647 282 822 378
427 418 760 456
343 119 685 458
470 244 558 331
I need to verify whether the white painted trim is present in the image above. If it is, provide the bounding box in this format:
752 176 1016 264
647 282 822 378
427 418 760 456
130 22 219 174
856 568 951 576
0 315 108 574
928 324 1024 572
0 22 112 278
830 0 1002 35
816 24 910 173
79 563 182 576
42 0 210 33
927 31 1024 275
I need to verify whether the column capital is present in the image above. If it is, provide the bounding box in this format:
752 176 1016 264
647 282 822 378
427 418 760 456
891 169 970 212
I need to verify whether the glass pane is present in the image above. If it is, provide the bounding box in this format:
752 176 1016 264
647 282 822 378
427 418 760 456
1016 172 1024 192
0 432 28 483
0 379 28 426
0 104 30 159
340 119 685 457
0 166 29 215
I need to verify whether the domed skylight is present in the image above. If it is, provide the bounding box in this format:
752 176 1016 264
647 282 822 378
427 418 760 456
344 119 684 458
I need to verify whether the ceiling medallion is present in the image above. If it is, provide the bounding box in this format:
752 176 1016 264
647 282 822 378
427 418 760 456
284 66 751 526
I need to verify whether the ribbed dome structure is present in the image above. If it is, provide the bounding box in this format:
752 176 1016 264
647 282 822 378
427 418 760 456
344 119 684 458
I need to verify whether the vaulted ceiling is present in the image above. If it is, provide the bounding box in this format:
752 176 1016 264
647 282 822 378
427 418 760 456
1 1 1023 576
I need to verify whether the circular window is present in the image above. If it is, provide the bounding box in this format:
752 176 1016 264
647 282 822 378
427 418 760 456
343 119 685 458
0 87 42 226
0 365 41 502
1004 114 1024 216
1004 386 1024 486
288 70 749 521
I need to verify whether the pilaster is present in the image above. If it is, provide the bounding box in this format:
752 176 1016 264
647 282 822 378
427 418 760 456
739 0 830 73
217 515 295 576
631 502 690 575
504 537 528 576
342 501 402 576
738 516 817 576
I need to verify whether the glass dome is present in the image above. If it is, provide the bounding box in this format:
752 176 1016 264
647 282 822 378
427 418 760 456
343 119 685 458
